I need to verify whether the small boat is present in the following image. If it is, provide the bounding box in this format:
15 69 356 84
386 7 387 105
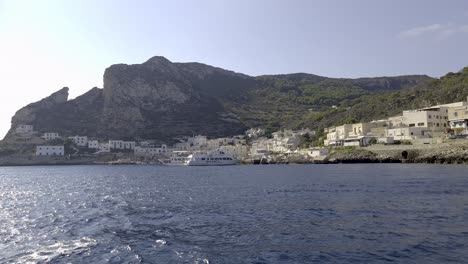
163 151 190 166
185 151 238 166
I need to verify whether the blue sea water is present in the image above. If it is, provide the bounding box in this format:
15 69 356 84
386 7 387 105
0 164 467 263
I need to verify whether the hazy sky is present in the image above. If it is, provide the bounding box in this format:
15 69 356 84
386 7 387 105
1 0 468 138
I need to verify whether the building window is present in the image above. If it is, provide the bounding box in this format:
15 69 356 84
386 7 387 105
417 122 425 126
409 124 415 127
454 112 458 117
428 115 432 119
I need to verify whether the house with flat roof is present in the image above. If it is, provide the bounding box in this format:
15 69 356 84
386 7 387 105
36 146 64 156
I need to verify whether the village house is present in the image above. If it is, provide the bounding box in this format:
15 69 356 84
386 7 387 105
98 143 110 153
134 145 167 156
36 146 64 156
123 141 136 150
88 140 99 149
109 140 124 149
219 144 249 159
174 142 191 151
42 133 60 141
69 136 88 147
139 140 159 147
324 124 352 146
109 140 135 150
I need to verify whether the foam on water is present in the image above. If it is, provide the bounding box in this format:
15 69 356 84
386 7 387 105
13 237 96 263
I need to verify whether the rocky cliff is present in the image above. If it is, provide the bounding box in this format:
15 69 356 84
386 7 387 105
4 56 434 141
5 57 256 141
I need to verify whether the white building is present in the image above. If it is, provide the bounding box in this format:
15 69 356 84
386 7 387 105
98 143 110 153
42 133 60 141
16 125 34 136
324 105 453 146
109 140 124 149
109 140 135 150
123 141 136 150
88 140 99 149
343 136 378 147
324 124 352 146
69 136 88 147
400 108 449 131
219 145 249 159
386 127 427 140
134 145 167 156
174 142 191 151
36 146 64 156
309 148 329 158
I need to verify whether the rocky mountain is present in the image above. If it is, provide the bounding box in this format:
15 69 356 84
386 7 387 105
4 56 435 141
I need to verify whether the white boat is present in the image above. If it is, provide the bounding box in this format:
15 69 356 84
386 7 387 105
185 151 238 166
163 151 190 165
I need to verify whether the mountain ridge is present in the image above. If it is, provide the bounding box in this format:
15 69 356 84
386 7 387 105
4 56 440 141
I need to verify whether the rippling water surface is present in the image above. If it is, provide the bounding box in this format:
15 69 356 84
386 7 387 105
0 164 467 263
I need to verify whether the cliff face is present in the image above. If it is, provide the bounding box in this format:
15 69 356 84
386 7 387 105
4 56 434 141
11 87 69 126
6 87 70 139
4 57 254 141
98 56 253 140
6 87 105 139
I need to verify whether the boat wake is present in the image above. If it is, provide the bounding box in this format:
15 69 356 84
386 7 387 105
12 237 96 263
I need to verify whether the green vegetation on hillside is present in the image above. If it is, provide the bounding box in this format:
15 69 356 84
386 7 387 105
224 73 434 130
303 67 468 129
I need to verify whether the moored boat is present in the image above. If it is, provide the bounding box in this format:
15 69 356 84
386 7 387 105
163 151 190 165
185 151 238 166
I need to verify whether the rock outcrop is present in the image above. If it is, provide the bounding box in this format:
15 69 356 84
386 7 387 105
6 87 70 139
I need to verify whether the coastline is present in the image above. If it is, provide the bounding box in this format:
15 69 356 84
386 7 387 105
5 145 465 166
1 139 467 167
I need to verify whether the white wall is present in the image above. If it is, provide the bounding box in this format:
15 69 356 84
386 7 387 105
36 146 64 156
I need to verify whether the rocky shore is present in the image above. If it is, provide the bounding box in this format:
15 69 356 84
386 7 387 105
244 142 468 165
411 145 468 164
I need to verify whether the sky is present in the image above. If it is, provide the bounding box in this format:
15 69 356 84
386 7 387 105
1 0 468 138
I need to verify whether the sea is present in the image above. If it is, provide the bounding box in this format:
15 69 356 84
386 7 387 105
0 164 467 264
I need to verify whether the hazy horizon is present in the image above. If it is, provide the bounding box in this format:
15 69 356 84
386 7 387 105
2 0 468 138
